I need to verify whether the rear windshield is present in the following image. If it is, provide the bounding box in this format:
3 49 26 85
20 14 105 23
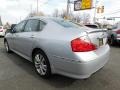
52 19 80 28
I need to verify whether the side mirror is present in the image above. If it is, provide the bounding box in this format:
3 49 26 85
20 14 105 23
10 24 16 33
11 29 16 33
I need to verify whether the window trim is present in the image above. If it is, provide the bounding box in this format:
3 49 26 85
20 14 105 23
14 18 47 33
39 20 47 31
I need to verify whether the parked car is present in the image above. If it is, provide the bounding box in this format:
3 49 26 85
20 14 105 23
0 26 6 36
107 23 120 45
4 17 110 79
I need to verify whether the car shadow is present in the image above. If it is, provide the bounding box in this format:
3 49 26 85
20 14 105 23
2 48 78 88
1 46 112 89
110 44 120 48
0 36 4 38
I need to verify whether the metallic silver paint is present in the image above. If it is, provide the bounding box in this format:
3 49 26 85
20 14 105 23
5 17 110 79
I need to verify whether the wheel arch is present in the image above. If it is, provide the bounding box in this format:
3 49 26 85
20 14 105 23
4 38 7 43
31 47 49 62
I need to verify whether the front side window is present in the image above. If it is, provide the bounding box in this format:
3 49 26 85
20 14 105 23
14 21 26 33
24 19 39 32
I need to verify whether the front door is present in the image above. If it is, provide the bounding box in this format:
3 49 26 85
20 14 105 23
14 19 40 58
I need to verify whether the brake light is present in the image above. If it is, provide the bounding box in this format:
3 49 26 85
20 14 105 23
116 30 120 34
71 38 97 52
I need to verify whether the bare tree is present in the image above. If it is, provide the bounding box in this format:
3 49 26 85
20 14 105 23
52 9 83 24
28 11 45 17
4 22 11 29
71 14 82 23
59 10 67 19
82 13 90 24
52 9 59 17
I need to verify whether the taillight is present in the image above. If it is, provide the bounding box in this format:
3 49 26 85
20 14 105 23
116 30 120 34
0 30 3 32
71 38 97 52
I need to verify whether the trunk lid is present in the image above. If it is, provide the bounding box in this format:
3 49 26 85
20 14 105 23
83 28 108 47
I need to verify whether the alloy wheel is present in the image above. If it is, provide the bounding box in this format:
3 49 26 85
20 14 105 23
34 54 47 75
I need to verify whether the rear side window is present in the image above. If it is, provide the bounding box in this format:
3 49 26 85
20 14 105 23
39 20 46 31
52 19 79 28
24 19 39 32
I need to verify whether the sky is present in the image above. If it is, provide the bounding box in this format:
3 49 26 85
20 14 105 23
0 0 120 24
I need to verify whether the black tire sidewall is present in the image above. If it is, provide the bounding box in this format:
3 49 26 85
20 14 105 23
33 50 51 78
108 36 116 46
4 41 11 53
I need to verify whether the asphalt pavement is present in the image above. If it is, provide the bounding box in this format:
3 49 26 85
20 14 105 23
0 37 120 90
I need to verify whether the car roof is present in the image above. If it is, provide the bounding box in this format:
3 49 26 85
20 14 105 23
25 16 49 21
25 16 64 22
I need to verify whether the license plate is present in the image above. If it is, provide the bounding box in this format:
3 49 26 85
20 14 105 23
99 38 103 46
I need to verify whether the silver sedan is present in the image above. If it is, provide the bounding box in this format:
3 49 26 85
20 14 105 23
4 17 110 79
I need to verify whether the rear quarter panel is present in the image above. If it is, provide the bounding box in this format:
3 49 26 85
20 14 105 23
31 21 87 62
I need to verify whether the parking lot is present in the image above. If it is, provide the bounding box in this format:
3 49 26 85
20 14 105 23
0 37 120 90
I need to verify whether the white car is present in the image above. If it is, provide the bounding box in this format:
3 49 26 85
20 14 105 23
0 26 6 36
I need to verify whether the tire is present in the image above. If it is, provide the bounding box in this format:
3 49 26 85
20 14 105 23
108 36 116 46
33 50 51 78
4 40 11 53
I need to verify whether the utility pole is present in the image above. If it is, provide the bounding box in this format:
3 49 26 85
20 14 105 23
37 0 39 14
20 16 21 22
93 0 98 23
66 0 70 19
30 4 33 13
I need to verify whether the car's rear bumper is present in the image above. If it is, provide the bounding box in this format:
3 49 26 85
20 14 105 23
53 45 110 79
0 32 5 36
116 38 120 42
116 34 120 42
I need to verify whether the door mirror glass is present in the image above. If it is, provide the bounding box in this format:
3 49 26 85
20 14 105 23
11 28 16 33
5 24 16 34
11 24 16 30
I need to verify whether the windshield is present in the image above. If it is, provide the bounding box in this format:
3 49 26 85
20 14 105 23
52 19 80 28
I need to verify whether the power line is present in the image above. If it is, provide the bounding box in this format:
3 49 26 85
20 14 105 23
105 9 120 15
37 0 38 14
